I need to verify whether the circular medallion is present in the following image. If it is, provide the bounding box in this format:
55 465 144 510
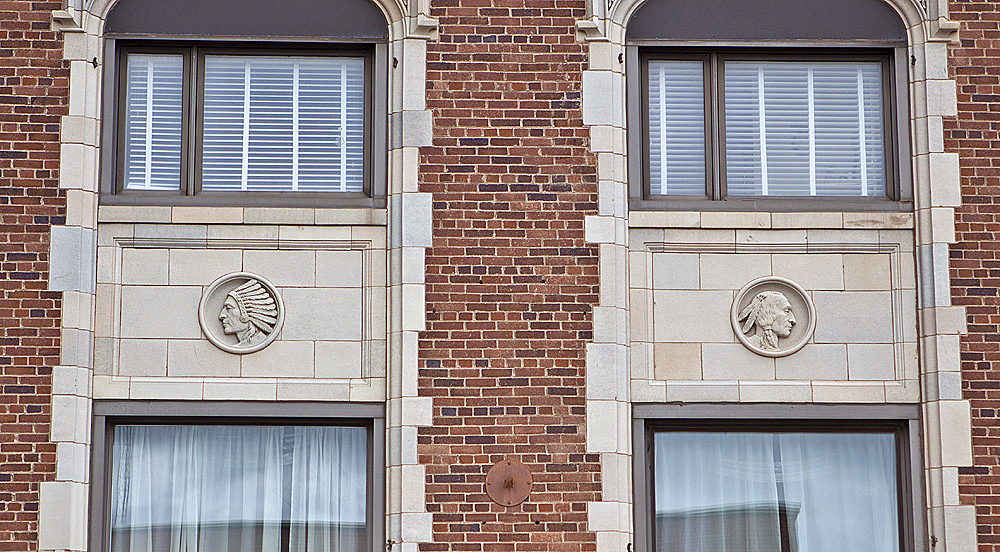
731 277 815 358
198 272 284 355
485 459 532 507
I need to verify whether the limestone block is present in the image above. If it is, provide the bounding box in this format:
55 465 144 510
166 340 241 377
169 248 243 285
652 290 733 342
276 381 350 401
243 250 315 287
774 344 847 380
315 341 364 379
811 382 885 403
120 286 203 339
666 381 739 402
843 254 891 291
242 341 315 378
847 343 896 380
203 381 278 401
812 292 893 343
702 344 775 380
316 250 364 288
651 253 699 290
700 254 770 289
653 343 701 380
129 379 204 400
118 339 167 376
771 212 842 229
771 254 844 291
39 481 88 550
739 382 812 402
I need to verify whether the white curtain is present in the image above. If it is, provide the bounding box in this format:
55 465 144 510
654 431 898 552
110 425 367 552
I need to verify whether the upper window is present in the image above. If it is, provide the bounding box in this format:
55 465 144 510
625 0 911 209
118 46 370 195
643 52 893 200
101 0 388 206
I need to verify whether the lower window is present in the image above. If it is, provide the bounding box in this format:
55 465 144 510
635 407 920 552
93 403 383 552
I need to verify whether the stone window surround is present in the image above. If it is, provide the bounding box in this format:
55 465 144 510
631 403 925 552
88 400 386 552
43 0 439 550
579 1 971 552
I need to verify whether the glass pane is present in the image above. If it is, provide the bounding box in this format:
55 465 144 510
654 431 899 552
123 54 184 191
202 56 366 192
724 61 885 197
648 60 706 195
110 425 368 552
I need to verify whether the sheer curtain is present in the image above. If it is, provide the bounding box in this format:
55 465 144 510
110 425 367 552
654 431 898 552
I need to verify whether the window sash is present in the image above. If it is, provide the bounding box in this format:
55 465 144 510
122 53 185 191
651 429 902 552
109 424 369 552
117 48 369 195
644 54 892 200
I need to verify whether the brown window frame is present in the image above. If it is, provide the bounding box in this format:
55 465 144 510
89 401 386 552
632 404 925 552
628 46 913 212
102 40 387 208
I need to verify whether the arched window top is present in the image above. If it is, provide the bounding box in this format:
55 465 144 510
105 0 389 40
626 0 906 42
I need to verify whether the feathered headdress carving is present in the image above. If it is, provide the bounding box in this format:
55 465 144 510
737 291 782 350
227 280 278 334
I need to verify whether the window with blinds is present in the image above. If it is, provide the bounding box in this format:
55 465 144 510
118 50 368 195
123 54 184 191
644 54 893 200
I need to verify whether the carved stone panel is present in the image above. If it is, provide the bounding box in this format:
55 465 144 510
199 272 285 354
731 277 816 358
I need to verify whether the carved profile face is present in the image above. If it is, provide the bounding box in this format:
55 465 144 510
219 296 250 335
199 273 285 355
770 294 796 338
731 277 815 358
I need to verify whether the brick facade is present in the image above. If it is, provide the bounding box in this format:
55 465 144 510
950 1 1000 549
0 0 67 548
417 0 602 549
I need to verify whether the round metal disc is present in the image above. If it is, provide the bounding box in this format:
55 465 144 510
485 459 532 507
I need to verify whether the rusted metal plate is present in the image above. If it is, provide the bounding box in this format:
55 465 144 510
485 459 532 507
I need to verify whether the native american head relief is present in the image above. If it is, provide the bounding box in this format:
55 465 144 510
219 280 279 347
737 290 796 351
730 277 815 358
199 273 284 354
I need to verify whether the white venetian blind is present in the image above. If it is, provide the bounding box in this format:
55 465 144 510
648 60 706 195
202 56 365 192
123 54 184 191
724 61 885 197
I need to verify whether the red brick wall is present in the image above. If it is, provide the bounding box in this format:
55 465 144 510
417 0 602 549
0 1 67 548
950 1 1000 550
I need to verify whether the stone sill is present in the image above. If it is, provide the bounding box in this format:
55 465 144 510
628 211 913 230
98 205 388 226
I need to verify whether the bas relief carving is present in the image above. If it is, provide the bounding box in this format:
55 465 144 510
199 273 284 354
731 277 815 358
